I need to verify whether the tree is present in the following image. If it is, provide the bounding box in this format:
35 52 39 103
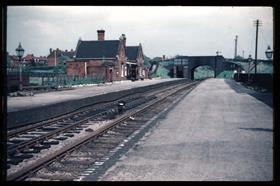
144 55 152 68
31 58 36 66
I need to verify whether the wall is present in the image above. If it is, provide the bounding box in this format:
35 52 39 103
67 60 121 81
234 73 273 91
47 57 57 66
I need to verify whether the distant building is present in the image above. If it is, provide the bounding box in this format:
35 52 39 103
7 53 47 68
125 44 146 79
7 53 19 68
47 48 75 66
23 54 48 66
67 30 148 81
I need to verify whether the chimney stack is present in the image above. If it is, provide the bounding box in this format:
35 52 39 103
119 34 126 47
122 34 126 47
97 29 105 41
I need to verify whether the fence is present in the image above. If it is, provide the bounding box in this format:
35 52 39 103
233 73 273 92
7 72 107 93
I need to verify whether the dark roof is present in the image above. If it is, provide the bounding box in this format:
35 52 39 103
75 40 120 59
62 51 75 58
125 46 139 61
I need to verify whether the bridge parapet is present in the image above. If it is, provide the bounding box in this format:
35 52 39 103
173 55 230 79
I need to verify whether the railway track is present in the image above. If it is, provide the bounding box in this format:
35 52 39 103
7 81 187 151
7 80 200 181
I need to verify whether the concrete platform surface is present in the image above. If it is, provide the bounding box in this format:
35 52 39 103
100 78 273 181
7 78 179 113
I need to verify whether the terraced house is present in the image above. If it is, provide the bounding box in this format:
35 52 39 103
67 30 147 81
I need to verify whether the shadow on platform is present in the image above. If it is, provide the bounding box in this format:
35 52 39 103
238 127 273 132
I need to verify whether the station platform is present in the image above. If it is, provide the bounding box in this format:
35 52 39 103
99 78 273 181
7 78 185 129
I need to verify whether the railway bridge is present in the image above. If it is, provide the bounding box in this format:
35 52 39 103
150 55 242 80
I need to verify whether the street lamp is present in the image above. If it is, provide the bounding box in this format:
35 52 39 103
265 45 273 60
247 54 253 82
15 42 25 91
215 51 221 78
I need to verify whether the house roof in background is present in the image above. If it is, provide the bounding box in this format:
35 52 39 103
48 49 75 58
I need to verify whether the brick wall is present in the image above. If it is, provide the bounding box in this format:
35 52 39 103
47 57 56 66
67 61 86 76
67 60 121 81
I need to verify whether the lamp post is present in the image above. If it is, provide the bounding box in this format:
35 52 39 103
215 51 221 78
265 45 273 60
247 54 253 82
15 42 25 91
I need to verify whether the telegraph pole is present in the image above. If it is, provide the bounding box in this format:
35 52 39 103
253 19 262 74
234 35 238 59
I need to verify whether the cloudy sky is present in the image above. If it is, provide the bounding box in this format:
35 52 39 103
7 6 273 59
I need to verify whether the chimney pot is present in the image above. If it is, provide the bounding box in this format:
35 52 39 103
97 29 105 41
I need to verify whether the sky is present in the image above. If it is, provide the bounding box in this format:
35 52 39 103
7 6 273 59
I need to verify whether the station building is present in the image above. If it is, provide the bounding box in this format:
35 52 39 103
67 30 148 81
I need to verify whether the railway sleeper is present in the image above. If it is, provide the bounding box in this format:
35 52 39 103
8 139 27 144
53 124 69 128
41 140 60 145
7 158 24 165
54 136 68 141
63 133 75 137
18 134 39 138
61 157 94 166
41 127 59 131
13 153 34 159
22 148 41 154
98 134 124 140
32 144 51 150
117 125 143 130
91 142 120 148
8 154 34 164
83 146 113 154
92 138 124 145
113 126 136 132
79 149 108 158
80 124 91 128
110 130 135 138
66 130 81 134
28 131 49 135
123 120 147 125
35 170 76 181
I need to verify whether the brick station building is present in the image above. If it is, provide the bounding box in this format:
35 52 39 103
67 30 148 81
